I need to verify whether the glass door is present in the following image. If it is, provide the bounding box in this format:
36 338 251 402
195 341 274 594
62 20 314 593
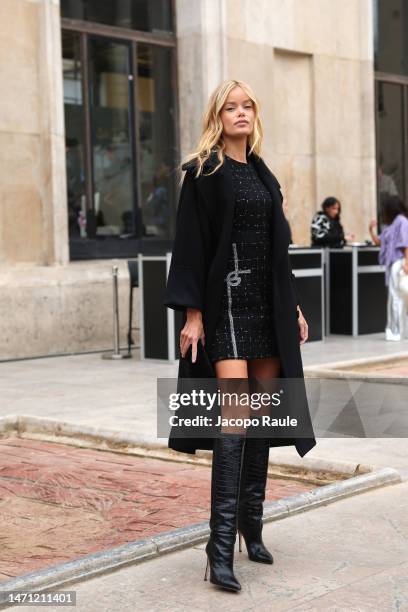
62 18 178 259
88 36 137 239
375 76 408 225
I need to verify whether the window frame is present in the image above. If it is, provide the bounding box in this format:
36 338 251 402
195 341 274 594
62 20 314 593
61 0 180 260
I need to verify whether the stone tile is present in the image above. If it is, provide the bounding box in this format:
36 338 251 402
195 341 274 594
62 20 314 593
12 481 407 612
0 437 316 581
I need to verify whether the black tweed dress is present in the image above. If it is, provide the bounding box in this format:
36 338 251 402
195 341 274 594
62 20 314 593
208 154 279 363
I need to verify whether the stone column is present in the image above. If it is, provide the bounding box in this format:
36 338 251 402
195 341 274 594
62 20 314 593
0 0 68 266
175 0 227 156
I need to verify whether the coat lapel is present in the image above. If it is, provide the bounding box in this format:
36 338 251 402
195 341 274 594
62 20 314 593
249 153 291 266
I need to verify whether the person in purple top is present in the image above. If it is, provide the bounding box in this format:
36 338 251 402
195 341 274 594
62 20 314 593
369 195 408 341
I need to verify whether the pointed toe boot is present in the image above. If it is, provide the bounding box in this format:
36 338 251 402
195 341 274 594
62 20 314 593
237 437 274 564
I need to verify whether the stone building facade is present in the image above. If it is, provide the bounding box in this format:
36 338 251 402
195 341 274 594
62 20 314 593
0 0 401 359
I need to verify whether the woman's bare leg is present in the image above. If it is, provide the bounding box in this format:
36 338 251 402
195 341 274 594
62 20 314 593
247 356 281 379
214 359 248 379
247 357 282 425
213 359 249 435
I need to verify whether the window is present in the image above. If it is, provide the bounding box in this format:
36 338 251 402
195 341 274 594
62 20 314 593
376 82 405 205
374 1 408 217
374 0 408 76
61 0 173 33
61 1 178 259
137 43 177 238
63 30 87 239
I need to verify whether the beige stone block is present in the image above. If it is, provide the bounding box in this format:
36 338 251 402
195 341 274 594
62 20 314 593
49 132 69 264
225 0 248 41
313 55 362 158
271 49 314 156
359 60 376 159
293 0 361 59
314 154 373 243
358 0 375 62
0 128 67 266
177 32 206 156
0 261 137 359
176 0 228 153
0 0 68 266
0 132 45 263
201 0 227 93
226 0 369 61
0 0 41 134
269 153 316 247
38 0 66 138
225 38 270 103
175 0 203 34
38 130 69 265
0 188 44 265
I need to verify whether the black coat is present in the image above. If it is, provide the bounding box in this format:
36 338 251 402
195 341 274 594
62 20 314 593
164 148 316 458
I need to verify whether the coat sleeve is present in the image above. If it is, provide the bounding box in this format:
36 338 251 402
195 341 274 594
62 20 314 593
288 255 301 309
163 169 208 313
271 171 301 309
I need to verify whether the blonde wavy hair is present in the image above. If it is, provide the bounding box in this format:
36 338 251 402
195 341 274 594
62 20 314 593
180 79 264 180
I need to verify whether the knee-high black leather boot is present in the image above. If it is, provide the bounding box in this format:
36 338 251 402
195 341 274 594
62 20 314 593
204 434 245 592
237 437 274 564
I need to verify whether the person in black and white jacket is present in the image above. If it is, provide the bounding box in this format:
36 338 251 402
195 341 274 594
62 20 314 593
310 196 353 247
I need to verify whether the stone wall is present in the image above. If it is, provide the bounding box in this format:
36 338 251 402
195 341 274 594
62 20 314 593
0 0 68 266
0 0 377 358
0 261 137 360
0 1 139 359
176 0 377 246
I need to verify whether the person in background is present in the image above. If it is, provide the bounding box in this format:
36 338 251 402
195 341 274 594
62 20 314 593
369 195 408 341
310 197 354 247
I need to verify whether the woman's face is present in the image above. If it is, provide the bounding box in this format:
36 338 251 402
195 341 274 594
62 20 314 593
326 202 340 218
220 86 255 139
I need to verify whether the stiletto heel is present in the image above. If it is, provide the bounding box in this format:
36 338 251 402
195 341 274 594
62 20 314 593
238 530 242 553
204 555 209 581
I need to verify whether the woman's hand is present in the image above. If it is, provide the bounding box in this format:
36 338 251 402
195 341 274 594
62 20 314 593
297 307 308 344
180 308 205 363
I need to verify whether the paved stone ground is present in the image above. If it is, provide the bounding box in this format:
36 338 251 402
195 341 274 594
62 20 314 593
339 358 408 377
1 333 407 440
0 437 316 582
8 480 408 612
1 334 407 609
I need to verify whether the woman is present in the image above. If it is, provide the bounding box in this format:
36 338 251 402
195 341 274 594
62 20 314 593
369 195 408 341
310 197 353 247
164 80 316 592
